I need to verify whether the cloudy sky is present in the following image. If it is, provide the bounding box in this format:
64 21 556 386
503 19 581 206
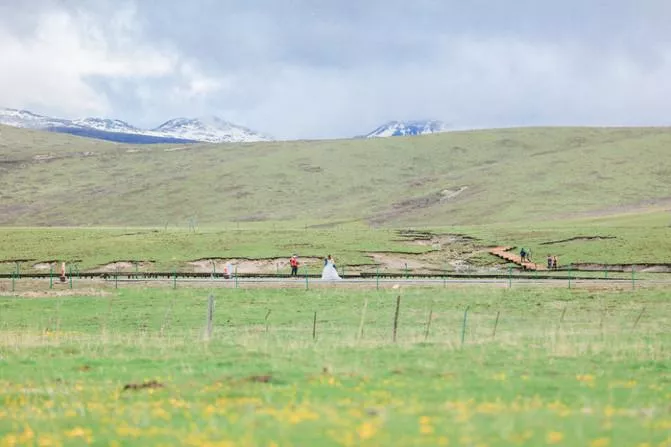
1 0 670 139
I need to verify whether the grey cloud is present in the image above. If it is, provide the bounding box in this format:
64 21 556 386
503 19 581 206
1 0 670 138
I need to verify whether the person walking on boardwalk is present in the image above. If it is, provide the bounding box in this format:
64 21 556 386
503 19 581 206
290 255 299 276
520 248 527 263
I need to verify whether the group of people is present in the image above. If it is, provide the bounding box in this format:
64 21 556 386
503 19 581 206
289 255 342 280
547 254 559 270
520 248 559 270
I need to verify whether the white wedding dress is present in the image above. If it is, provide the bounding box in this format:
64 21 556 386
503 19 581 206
321 260 342 280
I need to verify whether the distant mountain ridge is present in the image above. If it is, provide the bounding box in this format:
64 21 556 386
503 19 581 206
0 108 270 144
365 120 450 138
1 108 453 143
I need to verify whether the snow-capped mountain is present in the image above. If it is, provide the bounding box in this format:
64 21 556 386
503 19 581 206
71 117 141 134
365 120 450 138
152 117 270 143
0 108 270 144
0 108 76 129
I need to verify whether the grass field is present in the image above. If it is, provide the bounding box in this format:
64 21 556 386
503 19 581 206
1 285 670 446
0 224 428 273
1 209 669 275
2 124 670 446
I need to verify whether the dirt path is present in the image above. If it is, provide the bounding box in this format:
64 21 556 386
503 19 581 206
489 246 546 271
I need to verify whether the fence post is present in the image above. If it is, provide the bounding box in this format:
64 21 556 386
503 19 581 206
173 269 177 289
632 306 646 329
50 265 54 289
492 310 501 338
461 306 470 347
392 295 401 342
115 269 119 289
11 272 15 292
424 304 433 341
568 264 572 289
265 309 271 333
312 311 317 341
69 265 73 289
376 267 379 290
631 266 635 290
357 298 369 341
508 266 512 288
405 263 409 279
234 267 239 289
204 294 215 340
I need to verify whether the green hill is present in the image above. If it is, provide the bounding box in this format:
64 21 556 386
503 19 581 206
1 124 670 227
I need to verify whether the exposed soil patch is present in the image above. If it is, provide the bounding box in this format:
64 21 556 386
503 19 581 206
572 263 671 273
90 261 155 272
441 186 468 200
0 259 35 264
33 154 56 161
123 380 164 391
11 289 112 298
367 253 432 271
558 197 671 219
33 261 59 270
189 257 324 274
540 236 616 245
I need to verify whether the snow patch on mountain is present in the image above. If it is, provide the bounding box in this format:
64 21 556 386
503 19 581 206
72 117 141 134
0 108 271 143
0 108 75 129
365 120 450 138
151 117 270 143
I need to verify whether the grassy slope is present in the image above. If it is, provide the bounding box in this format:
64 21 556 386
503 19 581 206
2 124 671 227
1 211 669 272
1 287 669 446
0 225 428 272
449 209 671 265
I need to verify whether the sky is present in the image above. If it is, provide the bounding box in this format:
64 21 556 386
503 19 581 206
1 0 670 140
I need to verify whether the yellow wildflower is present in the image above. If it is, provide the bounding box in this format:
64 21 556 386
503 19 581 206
575 374 594 386
37 435 59 447
590 438 610 447
357 422 377 440
546 431 564 444
492 372 507 381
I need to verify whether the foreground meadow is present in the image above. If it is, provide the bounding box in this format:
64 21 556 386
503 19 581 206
1 285 670 446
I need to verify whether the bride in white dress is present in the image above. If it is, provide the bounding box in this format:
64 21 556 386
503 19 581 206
321 255 342 280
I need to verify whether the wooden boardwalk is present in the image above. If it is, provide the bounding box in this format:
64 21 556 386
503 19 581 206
489 246 547 271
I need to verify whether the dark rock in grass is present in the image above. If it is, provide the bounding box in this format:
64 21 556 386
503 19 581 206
123 380 164 391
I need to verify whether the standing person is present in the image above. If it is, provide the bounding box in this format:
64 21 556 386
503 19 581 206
552 256 558 270
290 255 299 276
547 254 553 270
321 255 341 281
520 248 527 263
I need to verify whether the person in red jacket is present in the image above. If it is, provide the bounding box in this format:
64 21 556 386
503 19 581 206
290 255 299 276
